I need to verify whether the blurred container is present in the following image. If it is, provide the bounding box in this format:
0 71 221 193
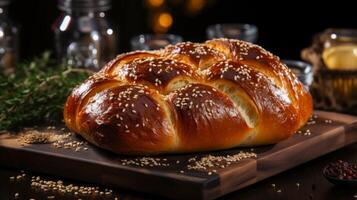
302 28 357 114
0 0 18 74
206 23 258 43
283 59 313 89
53 0 118 71
130 34 183 51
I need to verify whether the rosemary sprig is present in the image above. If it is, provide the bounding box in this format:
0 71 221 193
0 52 92 130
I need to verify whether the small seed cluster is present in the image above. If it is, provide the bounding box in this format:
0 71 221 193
120 157 170 167
123 57 194 86
187 152 257 175
220 39 299 88
307 115 318 125
30 176 118 198
52 136 88 152
271 183 283 193
18 129 67 145
297 129 312 136
100 85 163 133
167 42 227 60
117 152 257 175
10 171 119 199
324 119 333 124
306 117 317 125
17 127 88 152
172 84 216 110
9 171 26 181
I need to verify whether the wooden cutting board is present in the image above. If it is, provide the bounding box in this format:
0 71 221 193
1 110 357 200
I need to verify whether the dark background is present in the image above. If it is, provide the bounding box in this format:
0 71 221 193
7 0 357 60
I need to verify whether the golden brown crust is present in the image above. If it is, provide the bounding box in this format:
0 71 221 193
205 60 299 144
163 42 227 69
63 75 121 133
168 83 250 151
77 84 177 154
64 38 313 155
112 57 200 93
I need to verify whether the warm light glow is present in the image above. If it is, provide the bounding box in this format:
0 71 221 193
146 0 164 7
153 12 173 33
186 0 206 14
158 12 173 28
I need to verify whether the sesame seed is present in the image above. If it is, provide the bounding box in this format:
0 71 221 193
119 157 170 167
187 152 257 171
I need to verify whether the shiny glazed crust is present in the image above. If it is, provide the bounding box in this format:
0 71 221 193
64 38 313 155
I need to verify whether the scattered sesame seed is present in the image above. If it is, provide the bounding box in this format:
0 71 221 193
119 157 170 167
187 152 257 171
29 176 117 197
325 119 333 124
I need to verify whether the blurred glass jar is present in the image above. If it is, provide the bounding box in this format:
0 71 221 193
302 28 357 114
320 29 357 70
130 34 183 51
206 23 258 43
53 0 117 71
282 60 313 89
0 0 19 74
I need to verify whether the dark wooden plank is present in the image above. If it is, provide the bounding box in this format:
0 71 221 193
204 158 256 200
257 126 345 179
0 110 357 200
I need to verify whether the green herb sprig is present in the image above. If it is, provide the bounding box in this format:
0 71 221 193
0 52 92 130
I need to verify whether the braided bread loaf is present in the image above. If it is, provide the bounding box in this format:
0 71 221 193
64 38 313 155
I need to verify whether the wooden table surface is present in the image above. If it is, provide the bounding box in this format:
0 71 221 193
1 143 357 200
